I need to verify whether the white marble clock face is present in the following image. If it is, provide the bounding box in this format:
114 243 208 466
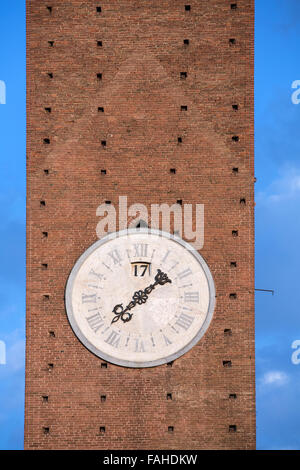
65 229 215 368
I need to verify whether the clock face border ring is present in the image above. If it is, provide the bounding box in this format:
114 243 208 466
65 228 216 368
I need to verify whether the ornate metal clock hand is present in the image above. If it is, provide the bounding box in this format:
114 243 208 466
111 269 172 324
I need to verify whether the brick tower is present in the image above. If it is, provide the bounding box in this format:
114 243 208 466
25 1 255 449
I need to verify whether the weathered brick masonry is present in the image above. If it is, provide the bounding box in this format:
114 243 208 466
25 0 255 449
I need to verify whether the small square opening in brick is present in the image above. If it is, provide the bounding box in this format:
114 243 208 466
40 200 46 207
96 6 102 13
185 5 191 11
177 136 182 143
43 427 50 434
48 363 54 370
180 72 187 79
49 331 55 337
230 261 237 267
170 168 176 174
43 294 50 300
232 135 239 142
97 73 102 80
97 40 103 47
223 360 232 368
232 230 238 237
101 395 106 402
105 200 111 205
41 263 48 270
229 425 237 432
229 393 237 399
47 72 53 79
168 426 174 433
224 328 232 336
167 393 172 400
181 105 187 111
166 361 173 367
101 140 106 147
101 169 107 175
100 426 105 434
46 6 52 13
45 107 51 113
240 198 246 205
98 106 104 112
177 199 182 205
43 138 50 144
232 167 239 174
44 169 49 175
231 3 237 9
42 395 49 402
48 41 54 47
229 293 237 299
229 38 236 45
183 39 189 45
101 362 107 369
42 231 48 238
232 104 239 111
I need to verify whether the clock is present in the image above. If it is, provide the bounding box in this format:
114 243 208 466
65 229 215 368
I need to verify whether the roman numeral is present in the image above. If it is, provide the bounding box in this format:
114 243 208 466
162 250 171 263
89 269 105 281
108 249 122 266
86 313 104 333
104 330 120 348
177 268 193 280
163 334 172 346
82 293 97 303
184 291 199 303
170 261 179 271
88 284 103 290
175 313 194 330
134 243 148 258
135 339 145 352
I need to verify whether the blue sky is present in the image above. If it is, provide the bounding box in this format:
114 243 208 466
0 0 300 450
255 0 300 450
0 2 25 450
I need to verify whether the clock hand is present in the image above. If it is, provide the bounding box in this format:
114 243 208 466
111 269 172 324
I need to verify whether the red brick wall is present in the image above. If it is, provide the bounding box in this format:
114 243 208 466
25 0 255 449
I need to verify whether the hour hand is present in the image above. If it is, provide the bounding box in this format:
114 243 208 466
111 304 132 324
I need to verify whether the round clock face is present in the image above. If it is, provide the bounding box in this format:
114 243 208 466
65 229 215 368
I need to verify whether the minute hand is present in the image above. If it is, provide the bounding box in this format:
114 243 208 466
111 269 172 324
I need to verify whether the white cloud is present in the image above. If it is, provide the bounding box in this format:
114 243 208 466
260 370 289 387
257 166 300 204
